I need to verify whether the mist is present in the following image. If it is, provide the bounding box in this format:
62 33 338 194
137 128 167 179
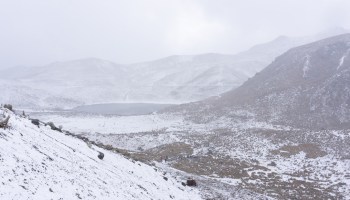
1 0 350 68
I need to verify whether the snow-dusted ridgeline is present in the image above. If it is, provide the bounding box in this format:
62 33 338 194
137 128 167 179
0 28 348 110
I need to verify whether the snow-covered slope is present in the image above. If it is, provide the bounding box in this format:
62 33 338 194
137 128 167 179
126 53 258 102
0 28 348 109
0 108 201 199
179 33 350 130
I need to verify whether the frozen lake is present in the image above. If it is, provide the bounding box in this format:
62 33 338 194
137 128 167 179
72 103 175 115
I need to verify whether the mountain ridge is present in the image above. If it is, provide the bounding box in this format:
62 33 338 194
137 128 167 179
180 33 350 129
0 29 349 109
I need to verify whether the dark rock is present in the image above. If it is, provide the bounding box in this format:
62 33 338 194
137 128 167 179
105 145 114 150
19 185 27 190
46 122 56 129
98 152 104 160
46 122 62 132
186 179 197 186
0 116 10 129
4 104 13 111
76 193 82 199
31 119 40 126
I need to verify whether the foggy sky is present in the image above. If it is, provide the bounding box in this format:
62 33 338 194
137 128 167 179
0 0 350 68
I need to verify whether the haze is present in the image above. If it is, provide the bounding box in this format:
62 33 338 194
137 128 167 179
0 0 350 68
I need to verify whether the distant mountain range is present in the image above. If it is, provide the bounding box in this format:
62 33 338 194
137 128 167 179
180 33 350 130
0 28 348 109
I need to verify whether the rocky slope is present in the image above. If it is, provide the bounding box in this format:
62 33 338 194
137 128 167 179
179 33 350 130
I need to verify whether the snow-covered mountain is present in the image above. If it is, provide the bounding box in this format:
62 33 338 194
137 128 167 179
125 53 252 102
0 107 201 199
0 80 81 110
180 33 350 129
126 27 350 103
0 58 131 106
0 28 348 109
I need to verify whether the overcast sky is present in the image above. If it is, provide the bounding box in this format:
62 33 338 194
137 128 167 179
0 0 350 68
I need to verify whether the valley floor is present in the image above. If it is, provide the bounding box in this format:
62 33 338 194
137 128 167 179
32 111 350 199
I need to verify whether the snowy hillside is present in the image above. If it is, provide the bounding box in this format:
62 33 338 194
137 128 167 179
0 107 201 199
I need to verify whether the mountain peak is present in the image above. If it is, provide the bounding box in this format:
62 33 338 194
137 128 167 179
273 35 289 41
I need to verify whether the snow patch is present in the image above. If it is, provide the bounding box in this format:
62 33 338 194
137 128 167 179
337 48 350 70
33 113 185 135
303 55 311 78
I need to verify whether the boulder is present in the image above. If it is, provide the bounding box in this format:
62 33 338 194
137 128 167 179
0 116 10 128
46 122 61 132
4 104 13 111
186 179 197 187
98 152 104 160
31 119 40 126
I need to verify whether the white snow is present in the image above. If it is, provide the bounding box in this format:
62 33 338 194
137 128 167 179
0 109 202 199
337 48 350 70
33 113 185 134
303 55 311 78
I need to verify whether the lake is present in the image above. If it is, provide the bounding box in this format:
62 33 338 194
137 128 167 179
71 103 175 115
